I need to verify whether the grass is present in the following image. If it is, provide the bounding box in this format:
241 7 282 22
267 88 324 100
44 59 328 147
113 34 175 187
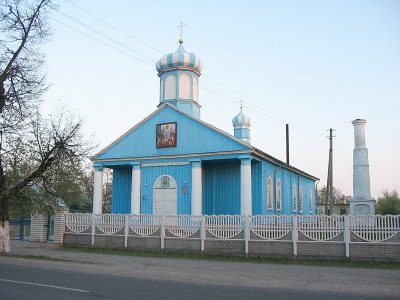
56 245 400 270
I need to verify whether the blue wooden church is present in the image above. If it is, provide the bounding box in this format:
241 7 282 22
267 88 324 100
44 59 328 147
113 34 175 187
91 38 318 216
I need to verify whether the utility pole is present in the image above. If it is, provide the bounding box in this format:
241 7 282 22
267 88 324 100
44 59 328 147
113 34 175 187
286 124 289 165
325 129 335 215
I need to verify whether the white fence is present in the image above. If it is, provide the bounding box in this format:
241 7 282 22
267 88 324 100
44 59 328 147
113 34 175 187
65 214 400 258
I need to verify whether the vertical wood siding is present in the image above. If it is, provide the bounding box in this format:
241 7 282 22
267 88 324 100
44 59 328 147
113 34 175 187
112 168 132 213
203 161 241 215
251 161 262 215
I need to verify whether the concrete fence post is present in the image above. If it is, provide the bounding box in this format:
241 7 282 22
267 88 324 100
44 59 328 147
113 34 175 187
124 214 129 248
244 216 250 256
161 215 165 250
292 216 298 256
344 216 350 258
200 215 205 252
91 213 95 248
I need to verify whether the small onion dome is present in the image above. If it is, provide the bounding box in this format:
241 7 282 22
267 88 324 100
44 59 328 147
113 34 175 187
232 109 251 127
156 39 203 73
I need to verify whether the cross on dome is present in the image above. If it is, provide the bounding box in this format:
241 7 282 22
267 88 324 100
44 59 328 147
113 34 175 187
232 103 251 143
177 21 186 44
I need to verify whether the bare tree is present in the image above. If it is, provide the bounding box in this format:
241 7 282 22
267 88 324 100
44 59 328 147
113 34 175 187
317 186 351 206
1 0 54 252
0 1 93 252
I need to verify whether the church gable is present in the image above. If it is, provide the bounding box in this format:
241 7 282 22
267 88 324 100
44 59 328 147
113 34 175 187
96 105 251 160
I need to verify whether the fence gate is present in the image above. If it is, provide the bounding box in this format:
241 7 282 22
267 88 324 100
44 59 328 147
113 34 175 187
45 214 55 242
9 217 31 240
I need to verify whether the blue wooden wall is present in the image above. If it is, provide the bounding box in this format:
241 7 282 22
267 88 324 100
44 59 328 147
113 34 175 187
111 168 132 214
252 161 316 216
251 161 262 215
202 160 241 215
110 159 317 215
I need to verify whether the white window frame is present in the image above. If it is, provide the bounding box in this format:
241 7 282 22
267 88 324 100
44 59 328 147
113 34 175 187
299 186 303 213
267 176 273 210
275 179 282 211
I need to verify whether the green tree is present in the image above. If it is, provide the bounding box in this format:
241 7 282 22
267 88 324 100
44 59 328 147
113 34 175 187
0 0 93 253
376 190 400 215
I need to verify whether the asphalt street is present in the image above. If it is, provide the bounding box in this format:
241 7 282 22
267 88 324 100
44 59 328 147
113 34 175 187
0 241 399 299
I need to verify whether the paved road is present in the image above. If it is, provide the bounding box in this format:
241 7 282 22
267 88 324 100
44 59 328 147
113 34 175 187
0 241 399 299
0 259 398 300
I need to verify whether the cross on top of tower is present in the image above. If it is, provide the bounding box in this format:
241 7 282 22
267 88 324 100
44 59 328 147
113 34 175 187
240 100 244 110
178 21 186 43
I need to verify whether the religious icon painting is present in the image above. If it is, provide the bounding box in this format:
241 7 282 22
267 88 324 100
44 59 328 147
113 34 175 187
292 184 297 212
156 122 177 148
276 180 282 211
299 186 303 213
161 176 170 188
267 176 273 210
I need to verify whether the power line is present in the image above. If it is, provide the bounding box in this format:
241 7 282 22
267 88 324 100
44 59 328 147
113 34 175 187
201 81 324 135
62 0 164 55
50 18 155 67
54 2 328 136
55 10 156 63
203 73 326 131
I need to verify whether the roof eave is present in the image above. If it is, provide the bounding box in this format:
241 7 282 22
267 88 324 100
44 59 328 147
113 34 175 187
253 148 319 182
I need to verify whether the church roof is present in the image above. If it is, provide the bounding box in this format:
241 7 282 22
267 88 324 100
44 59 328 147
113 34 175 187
93 103 318 181
156 39 203 74
93 103 253 159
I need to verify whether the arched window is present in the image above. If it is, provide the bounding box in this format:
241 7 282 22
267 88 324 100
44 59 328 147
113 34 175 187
179 73 191 99
299 186 303 213
267 176 273 210
165 75 176 100
276 179 281 211
292 184 297 212
160 78 164 102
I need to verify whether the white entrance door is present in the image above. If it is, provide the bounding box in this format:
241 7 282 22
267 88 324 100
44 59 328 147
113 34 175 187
153 175 177 215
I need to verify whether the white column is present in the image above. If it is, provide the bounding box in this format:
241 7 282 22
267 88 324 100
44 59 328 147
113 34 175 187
240 157 252 215
93 166 103 214
352 119 371 198
350 119 375 215
131 163 141 215
191 160 202 215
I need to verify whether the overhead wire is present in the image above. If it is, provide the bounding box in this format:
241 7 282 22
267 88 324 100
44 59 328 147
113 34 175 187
201 80 324 135
202 73 326 131
62 0 163 55
55 1 328 136
55 10 156 64
50 18 155 67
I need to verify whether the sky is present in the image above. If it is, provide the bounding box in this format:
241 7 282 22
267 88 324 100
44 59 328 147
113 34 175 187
42 0 400 199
